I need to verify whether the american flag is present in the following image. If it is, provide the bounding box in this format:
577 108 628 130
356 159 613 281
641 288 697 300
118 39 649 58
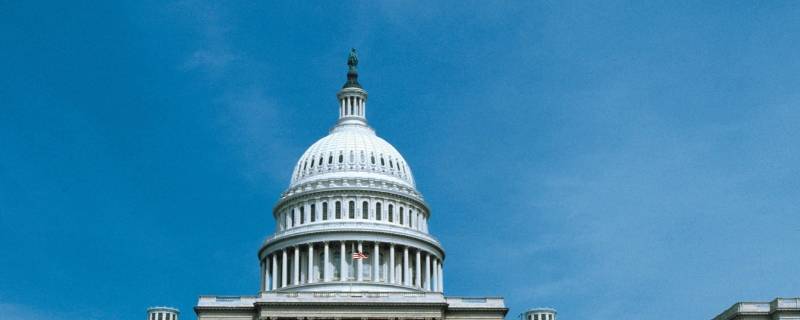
352 252 369 260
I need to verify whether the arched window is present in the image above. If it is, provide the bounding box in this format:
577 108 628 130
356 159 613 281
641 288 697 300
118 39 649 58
303 161 307 170
335 201 342 219
300 206 305 224
339 154 344 163
389 160 393 168
310 204 316 222
322 202 328 220
328 155 333 164
380 157 385 166
388 204 394 222
350 151 354 163
348 201 355 219
362 201 369 219
289 209 295 228
360 151 365 162
371 155 375 164
310 158 314 168
376 202 382 220
399 207 404 225
318 156 323 166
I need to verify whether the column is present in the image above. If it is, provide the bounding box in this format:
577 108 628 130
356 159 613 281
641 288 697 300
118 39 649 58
439 261 444 292
373 242 380 282
433 259 440 292
272 254 278 290
281 249 288 288
415 249 421 287
425 253 431 291
324 242 330 282
403 247 410 286
389 244 395 284
265 257 271 291
260 259 265 292
308 243 315 283
293 246 300 285
432 259 438 292
357 242 363 281
340 241 348 281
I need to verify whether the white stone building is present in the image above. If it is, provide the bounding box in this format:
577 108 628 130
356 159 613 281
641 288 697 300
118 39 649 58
518 308 555 320
192 50 508 320
713 297 800 320
148 306 179 320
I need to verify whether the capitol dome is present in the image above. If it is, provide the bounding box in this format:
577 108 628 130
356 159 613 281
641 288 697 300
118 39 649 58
290 123 416 190
257 49 444 293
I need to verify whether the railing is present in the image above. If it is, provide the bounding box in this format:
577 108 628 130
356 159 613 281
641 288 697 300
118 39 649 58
774 298 800 309
445 296 507 309
264 221 441 245
197 293 506 309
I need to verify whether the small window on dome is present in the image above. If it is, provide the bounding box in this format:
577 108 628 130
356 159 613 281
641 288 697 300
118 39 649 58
388 204 394 222
360 151 365 162
328 155 333 164
322 202 328 220
362 201 369 219
348 201 355 219
335 201 341 219
371 155 375 164
399 207 404 225
310 204 316 222
339 154 343 163
310 159 314 168
376 202 382 220
350 151 354 163
303 161 307 170
380 157 385 166
300 206 305 224
318 156 323 166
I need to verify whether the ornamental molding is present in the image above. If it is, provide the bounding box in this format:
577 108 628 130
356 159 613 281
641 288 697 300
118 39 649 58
258 227 445 259
281 176 424 203
275 182 429 216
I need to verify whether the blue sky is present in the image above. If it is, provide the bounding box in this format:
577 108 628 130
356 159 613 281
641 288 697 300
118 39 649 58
1 1 799 319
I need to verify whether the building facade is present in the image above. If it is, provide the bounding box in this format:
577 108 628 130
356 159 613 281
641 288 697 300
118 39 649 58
713 298 800 320
193 50 508 320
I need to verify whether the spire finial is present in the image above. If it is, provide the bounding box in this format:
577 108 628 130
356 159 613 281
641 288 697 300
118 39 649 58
343 48 361 88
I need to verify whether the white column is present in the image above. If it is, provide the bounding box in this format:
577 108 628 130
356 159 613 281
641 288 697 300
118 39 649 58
308 243 315 284
340 241 348 281
425 253 431 291
415 249 421 287
281 249 288 288
438 261 444 292
259 259 265 292
265 257 271 291
389 244 395 284
271 254 278 290
324 242 330 282
403 247 410 286
432 259 438 292
373 242 380 282
357 242 363 281
293 246 300 285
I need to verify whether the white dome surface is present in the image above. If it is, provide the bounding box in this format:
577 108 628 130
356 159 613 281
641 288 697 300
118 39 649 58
290 123 415 188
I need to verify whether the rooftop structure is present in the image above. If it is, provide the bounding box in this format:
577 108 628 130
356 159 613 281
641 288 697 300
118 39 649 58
713 297 800 320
